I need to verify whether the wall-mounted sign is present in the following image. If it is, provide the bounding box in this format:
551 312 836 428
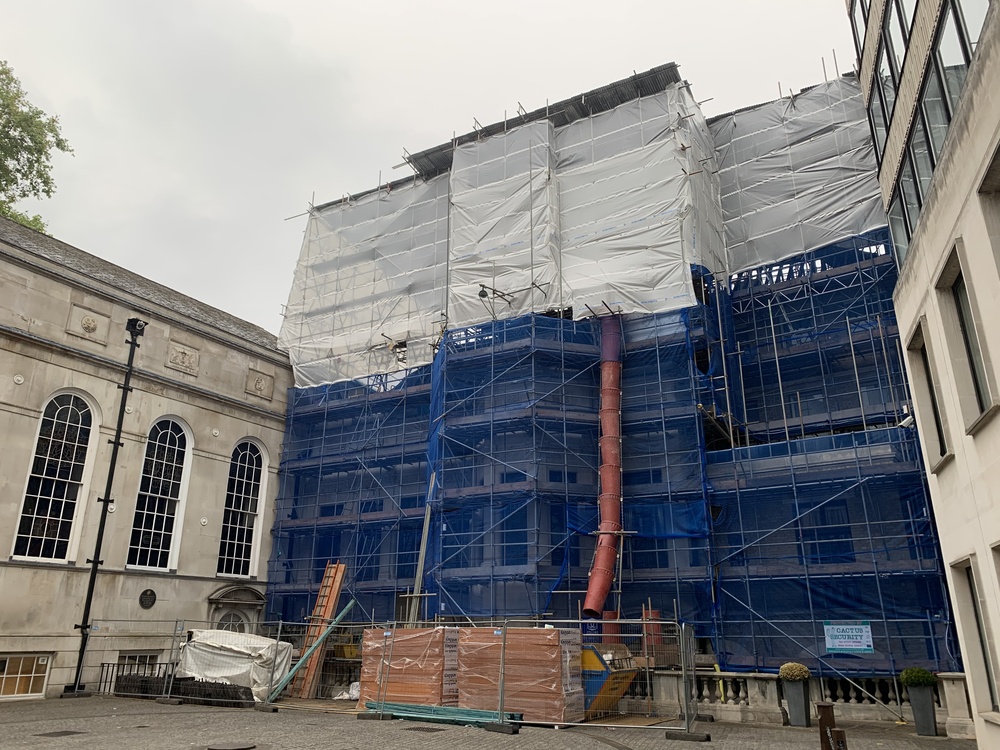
824 620 873 653
139 589 157 610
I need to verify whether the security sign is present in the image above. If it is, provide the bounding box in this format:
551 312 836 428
824 621 874 653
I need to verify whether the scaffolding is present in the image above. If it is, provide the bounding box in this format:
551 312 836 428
268 71 957 676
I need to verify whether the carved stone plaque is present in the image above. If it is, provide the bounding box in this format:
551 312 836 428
66 304 110 345
245 369 274 400
166 342 200 376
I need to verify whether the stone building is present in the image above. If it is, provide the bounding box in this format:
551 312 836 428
849 0 998 741
0 216 291 698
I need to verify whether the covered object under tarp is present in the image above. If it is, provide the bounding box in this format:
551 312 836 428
176 629 292 702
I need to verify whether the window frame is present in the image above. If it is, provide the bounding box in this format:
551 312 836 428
11 390 101 564
906 320 952 469
126 417 193 571
0 654 52 700
953 557 1000 712
217 439 267 579
935 244 998 432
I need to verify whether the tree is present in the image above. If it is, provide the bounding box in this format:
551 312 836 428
0 60 72 233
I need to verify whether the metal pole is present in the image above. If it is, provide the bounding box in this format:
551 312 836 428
497 619 509 723
846 315 869 432
69 317 146 693
265 620 284 705
767 301 792 444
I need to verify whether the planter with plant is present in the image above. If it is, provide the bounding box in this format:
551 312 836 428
900 667 938 736
779 662 812 727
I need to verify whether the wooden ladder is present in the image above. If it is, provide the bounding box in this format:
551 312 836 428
290 560 346 699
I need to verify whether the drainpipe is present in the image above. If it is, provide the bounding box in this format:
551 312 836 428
583 315 623 618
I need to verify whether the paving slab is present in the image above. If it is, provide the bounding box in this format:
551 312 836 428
0 696 977 750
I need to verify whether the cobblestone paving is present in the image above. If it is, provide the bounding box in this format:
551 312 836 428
0 697 977 749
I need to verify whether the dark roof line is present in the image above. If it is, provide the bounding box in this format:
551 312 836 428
0 216 280 351
314 62 683 212
706 72 859 125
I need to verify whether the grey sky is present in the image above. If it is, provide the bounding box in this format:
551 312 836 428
0 0 856 335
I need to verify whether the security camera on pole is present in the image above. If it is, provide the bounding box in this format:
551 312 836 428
65 317 147 695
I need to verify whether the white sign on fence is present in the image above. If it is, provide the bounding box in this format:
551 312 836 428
824 620 874 653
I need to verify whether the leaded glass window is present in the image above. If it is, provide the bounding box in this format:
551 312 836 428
127 420 187 569
217 441 263 577
14 394 93 560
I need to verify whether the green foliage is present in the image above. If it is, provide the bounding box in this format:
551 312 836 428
0 60 71 232
899 667 937 687
0 202 46 232
778 662 811 681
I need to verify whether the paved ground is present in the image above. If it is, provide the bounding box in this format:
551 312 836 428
0 696 977 749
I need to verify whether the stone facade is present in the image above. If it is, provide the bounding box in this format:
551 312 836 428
866 1 1000 746
0 217 292 697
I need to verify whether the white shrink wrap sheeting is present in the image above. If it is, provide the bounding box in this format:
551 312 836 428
279 175 450 386
176 629 293 703
448 121 561 326
556 84 723 315
710 77 885 274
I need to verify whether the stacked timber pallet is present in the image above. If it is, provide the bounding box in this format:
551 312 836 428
457 627 584 724
358 627 458 707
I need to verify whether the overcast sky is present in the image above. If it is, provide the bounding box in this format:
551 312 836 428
0 0 856 335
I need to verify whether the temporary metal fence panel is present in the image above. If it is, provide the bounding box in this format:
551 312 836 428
88 620 293 707
485 619 696 732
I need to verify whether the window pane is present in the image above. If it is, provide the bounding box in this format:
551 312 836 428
953 273 990 412
900 158 922 233
887 1 908 74
921 65 951 161
910 117 935 200
900 0 918 30
853 0 869 58
958 0 990 53
879 44 897 118
869 86 889 162
128 420 187 569
14 395 92 560
938 3 969 113
919 343 948 457
217 441 263 577
889 193 910 265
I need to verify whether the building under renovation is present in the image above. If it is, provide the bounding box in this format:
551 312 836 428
270 64 957 675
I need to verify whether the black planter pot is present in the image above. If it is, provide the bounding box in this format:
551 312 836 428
908 684 938 736
783 680 811 727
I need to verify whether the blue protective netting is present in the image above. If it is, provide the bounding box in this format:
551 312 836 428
267 227 957 675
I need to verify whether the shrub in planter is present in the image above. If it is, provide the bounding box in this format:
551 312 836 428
779 662 811 727
900 667 938 736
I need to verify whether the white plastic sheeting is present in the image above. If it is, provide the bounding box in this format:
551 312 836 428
449 121 561 324
281 176 450 386
176 629 293 702
557 84 724 314
280 83 723 386
279 77 883 387
710 77 885 273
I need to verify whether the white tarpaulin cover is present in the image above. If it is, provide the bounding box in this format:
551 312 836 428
279 75 884 387
176 629 293 702
710 77 884 273
280 82 722 386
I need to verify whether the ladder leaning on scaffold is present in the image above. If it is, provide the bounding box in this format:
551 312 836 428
290 561 346 699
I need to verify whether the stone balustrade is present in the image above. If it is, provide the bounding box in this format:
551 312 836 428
637 669 975 738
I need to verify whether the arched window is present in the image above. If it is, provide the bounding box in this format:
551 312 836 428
14 394 93 560
217 441 263 577
127 420 187 569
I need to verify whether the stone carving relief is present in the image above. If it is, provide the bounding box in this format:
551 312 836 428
66 304 110 345
166 342 200 376
245 369 274 400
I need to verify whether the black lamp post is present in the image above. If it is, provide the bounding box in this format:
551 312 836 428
67 317 146 694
